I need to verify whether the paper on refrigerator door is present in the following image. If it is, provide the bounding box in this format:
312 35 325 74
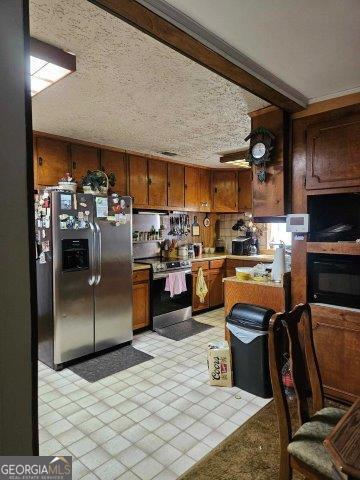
95 197 108 217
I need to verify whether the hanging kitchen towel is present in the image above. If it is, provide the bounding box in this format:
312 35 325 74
165 271 187 298
196 267 208 303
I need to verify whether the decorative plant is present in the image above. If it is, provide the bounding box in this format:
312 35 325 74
81 169 116 191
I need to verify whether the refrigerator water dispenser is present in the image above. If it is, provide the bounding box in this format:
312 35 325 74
62 239 89 272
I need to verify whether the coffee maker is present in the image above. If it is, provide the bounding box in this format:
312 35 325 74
232 237 252 255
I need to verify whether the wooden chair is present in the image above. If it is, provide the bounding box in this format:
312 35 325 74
268 303 346 480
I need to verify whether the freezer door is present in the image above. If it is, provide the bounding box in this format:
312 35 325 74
52 192 95 365
94 196 133 351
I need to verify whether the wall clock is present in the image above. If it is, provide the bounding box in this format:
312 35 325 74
245 127 275 182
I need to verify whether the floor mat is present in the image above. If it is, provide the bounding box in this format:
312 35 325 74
155 318 213 341
69 346 153 382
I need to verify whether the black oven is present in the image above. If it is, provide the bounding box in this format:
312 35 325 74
308 254 360 309
151 269 192 329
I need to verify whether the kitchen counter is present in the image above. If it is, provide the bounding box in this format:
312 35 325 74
223 274 288 288
133 263 151 271
191 253 274 263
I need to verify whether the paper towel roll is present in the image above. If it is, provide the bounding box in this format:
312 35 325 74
271 245 285 282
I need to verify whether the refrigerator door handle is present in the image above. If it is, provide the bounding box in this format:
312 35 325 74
94 222 102 285
88 222 96 286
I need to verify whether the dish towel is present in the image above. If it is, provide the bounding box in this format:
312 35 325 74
165 271 187 298
196 267 208 303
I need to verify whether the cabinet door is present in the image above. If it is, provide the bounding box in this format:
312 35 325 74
311 304 360 403
100 149 127 195
209 269 224 307
306 113 360 190
199 169 212 212
129 155 149 206
213 170 238 212
192 272 209 311
185 166 200 210
238 169 252 212
36 137 70 186
168 163 184 208
148 159 167 207
132 281 149 330
70 144 99 182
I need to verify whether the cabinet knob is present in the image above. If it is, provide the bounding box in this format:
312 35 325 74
38 157 43 166
72 161 76 170
148 178 152 186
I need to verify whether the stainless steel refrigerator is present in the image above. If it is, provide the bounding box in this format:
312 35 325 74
35 190 132 370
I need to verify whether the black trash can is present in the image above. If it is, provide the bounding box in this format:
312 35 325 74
226 303 275 398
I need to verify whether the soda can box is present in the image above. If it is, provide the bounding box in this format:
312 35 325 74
207 340 232 387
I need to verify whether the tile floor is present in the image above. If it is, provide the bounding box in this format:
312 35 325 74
38 308 270 480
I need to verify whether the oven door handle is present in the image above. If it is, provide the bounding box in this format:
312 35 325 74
153 269 192 280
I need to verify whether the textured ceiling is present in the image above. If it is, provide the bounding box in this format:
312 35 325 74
29 0 267 167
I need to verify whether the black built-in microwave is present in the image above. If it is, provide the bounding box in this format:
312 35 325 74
308 254 360 309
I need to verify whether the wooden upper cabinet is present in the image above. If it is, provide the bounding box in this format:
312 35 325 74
36 137 70 186
199 169 211 212
148 159 167 207
129 154 149 206
100 149 127 195
168 163 184 208
212 170 238 212
238 169 252 212
251 107 289 217
70 144 99 183
185 166 200 210
306 112 360 190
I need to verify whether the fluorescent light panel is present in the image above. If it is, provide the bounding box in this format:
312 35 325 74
30 38 76 97
31 58 72 96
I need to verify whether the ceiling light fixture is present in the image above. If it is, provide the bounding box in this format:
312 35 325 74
30 38 76 97
219 149 250 168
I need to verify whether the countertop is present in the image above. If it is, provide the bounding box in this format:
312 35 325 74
133 253 274 271
133 263 151 271
191 253 274 263
223 271 290 288
223 276 284 288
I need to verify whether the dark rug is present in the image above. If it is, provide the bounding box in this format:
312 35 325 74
180 400 303 480
69 346 153 382
155 319 213 341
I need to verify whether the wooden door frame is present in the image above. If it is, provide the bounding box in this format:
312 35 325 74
89 0 306 113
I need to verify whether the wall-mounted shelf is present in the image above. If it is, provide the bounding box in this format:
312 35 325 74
307 242 360 256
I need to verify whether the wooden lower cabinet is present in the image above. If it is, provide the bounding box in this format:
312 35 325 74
192 263 225 312
132 270 150 330
310 304 360 403
192 271 210 312
208 269 224 307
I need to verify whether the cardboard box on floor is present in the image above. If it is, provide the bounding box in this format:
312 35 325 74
207 340 232 387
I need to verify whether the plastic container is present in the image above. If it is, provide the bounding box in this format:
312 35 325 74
235 267 252 280
226 303 275 398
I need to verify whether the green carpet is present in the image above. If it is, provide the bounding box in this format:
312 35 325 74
180 400 303 480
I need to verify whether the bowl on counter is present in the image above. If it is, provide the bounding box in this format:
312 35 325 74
235 267 252 280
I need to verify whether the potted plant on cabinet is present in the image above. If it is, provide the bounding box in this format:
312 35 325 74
81 169 116 195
